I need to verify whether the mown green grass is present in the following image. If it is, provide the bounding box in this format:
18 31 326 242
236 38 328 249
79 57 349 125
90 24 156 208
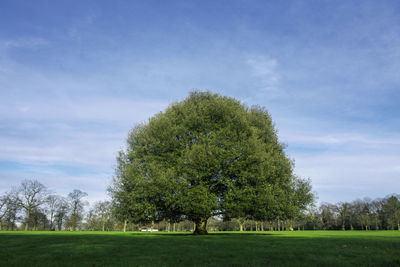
1 231 400 266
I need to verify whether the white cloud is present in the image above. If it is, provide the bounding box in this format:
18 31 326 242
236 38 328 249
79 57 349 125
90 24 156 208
278 126 400 203
0 37 49 50
245 55 280 91
0 135 121 168
0 169 111 205
0 97 170 169
281 132 400 147
3 97 168 124
294 152 400 203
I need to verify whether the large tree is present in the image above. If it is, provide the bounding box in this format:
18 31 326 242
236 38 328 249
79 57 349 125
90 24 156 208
111 91 313 234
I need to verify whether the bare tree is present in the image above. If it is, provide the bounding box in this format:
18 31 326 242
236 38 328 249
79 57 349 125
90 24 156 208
18 180 49 231
0 192 13 230
54 198 69 231
319 203 336 230
335 202 351 230
29 207 49 230
92 201 113 231
0 194 10 223
67 189 88 231
46 195 66 231
86 201 113 231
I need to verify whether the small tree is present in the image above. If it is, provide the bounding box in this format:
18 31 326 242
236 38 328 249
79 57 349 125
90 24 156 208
67 189 88 231
46 195 66 231
381 195 400 230
335 202 346 230
0 191 20 230
54 198 69 231
319 203 336 230
1 193 11 229
28 208 49 230
89 201 114 231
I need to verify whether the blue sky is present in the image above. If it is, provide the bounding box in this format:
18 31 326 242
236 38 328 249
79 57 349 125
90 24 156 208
1 0 399 205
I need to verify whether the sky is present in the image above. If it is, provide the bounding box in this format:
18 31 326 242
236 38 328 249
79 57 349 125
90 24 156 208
1 0 399 205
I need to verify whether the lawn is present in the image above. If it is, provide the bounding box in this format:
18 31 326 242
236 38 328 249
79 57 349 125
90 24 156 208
1 231 400 266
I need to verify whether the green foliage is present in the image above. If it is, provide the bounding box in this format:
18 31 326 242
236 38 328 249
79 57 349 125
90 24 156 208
111 91 314 233
381 195 400 230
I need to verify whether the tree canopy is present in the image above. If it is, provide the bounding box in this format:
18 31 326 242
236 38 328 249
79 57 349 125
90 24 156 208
110 91 313 234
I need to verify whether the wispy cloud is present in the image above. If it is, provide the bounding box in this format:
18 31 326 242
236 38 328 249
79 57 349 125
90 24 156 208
246 55 280 91
1 168 111 204
1 97 168 124
67 13 98 40
278 125 400 203
0 37 49 49
281 132 400 148
294 152 400 203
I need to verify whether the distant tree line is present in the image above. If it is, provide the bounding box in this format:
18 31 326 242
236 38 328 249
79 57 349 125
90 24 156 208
0 179 89 231
1 179 399 231
114 194 400 232
309 195 400 231
196 194 400 232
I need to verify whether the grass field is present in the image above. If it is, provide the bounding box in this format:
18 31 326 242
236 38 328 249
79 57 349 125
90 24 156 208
1 231 400 266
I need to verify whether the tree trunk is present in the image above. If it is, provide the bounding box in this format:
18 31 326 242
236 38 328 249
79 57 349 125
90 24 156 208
193 218 208 235
49 211 54 231
239 223 243 232
261 222 264 231
123 218 127 232
25 209 30 231
277 220 280 231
